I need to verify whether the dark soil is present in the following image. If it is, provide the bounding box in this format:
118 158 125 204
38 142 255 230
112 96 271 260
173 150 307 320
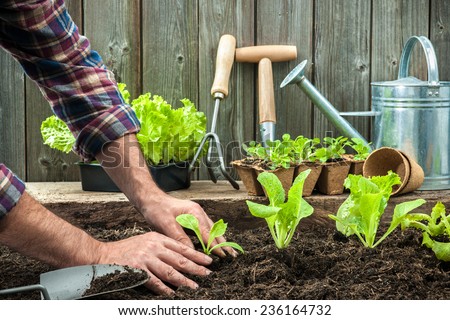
82 265 148 298
1 221 450 300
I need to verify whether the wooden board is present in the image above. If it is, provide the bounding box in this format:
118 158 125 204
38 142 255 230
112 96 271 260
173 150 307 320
313 0 371 141
0 50 25 178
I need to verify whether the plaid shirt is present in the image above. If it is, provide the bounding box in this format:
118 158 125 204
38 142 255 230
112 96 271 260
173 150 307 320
0 0 140 216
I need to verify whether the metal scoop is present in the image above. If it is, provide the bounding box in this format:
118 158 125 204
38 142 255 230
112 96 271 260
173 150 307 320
0 264 148 300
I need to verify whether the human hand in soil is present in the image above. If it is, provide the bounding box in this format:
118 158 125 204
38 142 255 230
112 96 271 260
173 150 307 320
0 192 212 296
98 231 213 295
140 194 239 258
96 134 237 257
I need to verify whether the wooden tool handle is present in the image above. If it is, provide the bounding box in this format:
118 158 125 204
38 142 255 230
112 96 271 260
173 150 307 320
236 45 297 63
258 58 276 123
211 34 236 97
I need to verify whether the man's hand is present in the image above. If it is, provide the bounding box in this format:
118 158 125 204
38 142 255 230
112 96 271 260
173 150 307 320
97 232 212 295
140 194 237 258
97 134 237 257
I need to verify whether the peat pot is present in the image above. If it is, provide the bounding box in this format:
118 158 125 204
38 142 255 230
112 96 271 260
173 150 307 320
78 161 191 192
370 36 450 190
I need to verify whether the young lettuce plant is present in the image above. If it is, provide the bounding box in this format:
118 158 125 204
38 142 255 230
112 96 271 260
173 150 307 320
265 133 294 170
176 214 244 255
329 171 426 248
315 136 349 163
290 135 321 164
246 169 314 249
349 137 372 161
401 202 450 261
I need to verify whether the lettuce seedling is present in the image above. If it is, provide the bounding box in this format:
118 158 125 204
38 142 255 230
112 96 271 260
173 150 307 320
401 202 450 261
176 214 244 255
246 170 314 249
329 171 426 248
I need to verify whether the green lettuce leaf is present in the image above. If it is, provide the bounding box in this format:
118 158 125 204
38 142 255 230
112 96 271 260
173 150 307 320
130 93 206 165
329 171 419 248
246 170 314 249
40 115 75 153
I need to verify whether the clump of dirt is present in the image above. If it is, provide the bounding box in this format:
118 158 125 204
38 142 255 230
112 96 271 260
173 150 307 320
82 265 148 298
2 223 449 300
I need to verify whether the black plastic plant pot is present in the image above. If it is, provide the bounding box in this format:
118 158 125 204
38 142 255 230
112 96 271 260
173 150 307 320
77 162 121 192
77 161 191 192
148 161 191 192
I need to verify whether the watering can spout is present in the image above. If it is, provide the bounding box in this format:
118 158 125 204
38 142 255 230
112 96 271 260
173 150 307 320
281 60 372 150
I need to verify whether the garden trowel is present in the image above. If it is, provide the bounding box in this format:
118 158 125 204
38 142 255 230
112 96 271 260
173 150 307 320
0 264 148 300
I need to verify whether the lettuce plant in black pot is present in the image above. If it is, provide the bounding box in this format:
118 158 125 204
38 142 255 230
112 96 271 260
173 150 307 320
40 84 206 192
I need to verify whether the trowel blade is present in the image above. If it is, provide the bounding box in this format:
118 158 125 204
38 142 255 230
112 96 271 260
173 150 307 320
40 264 148 300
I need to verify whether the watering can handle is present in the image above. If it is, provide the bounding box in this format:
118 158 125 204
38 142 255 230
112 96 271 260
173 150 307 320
398 36 439 86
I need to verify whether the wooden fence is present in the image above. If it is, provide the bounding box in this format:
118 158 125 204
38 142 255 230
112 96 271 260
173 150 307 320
1 0 450 182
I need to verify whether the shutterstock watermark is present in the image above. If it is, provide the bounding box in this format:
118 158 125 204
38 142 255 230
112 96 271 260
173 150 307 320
97 134 248 170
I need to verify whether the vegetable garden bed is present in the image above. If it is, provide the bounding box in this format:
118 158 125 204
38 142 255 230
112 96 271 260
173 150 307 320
1 182 450 300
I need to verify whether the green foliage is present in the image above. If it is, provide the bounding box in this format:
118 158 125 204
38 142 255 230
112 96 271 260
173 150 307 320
349 137 372 161
40 115 75 153
401 202 450 261
290 135 321 163
40 82 206 165
265 134 294 170
117 82 130 104
328 172 426 248
176 214 244 255
246 170 314 249
315 136 349 163
119 84 207 165
242 141 266 160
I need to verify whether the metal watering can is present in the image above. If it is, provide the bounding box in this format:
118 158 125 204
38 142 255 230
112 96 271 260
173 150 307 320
281 35 450 190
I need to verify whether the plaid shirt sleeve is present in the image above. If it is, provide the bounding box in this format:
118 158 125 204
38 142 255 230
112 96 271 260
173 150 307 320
0 164 26 217
0 0 140 162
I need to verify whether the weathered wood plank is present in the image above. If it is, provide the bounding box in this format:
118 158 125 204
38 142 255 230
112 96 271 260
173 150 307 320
0 50 25 179
84 0 141 98
256 0 314 139
25 0 83 182
141 0 198 102
313 0 371 141
371 0 429 84
430 0 450 80
198 0 255 181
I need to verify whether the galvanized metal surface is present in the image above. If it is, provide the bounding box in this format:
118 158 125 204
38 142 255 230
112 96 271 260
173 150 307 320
371 36 450 190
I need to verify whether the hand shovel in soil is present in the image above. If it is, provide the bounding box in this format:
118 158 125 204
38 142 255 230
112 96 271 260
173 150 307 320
0 264 148 300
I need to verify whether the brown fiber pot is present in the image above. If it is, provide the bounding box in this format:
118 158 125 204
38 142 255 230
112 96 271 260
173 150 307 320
294 162 323 196
231 160 264 196
316 161 351 195
255 166 295 196
343 154 365 175
362 147 424 195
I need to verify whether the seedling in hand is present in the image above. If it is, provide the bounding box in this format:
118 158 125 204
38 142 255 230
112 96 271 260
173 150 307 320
176 214 244 255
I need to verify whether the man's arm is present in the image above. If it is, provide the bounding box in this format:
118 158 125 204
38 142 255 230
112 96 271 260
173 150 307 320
0 191 212 295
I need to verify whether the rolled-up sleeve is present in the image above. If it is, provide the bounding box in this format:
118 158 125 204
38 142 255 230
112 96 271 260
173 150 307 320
0 0 140 161
0 164 25 217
